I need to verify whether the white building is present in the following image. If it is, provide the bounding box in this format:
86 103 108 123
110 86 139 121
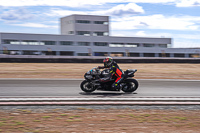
0 14 199 58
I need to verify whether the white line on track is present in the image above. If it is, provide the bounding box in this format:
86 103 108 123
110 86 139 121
0 97 200 102
0 101 200 106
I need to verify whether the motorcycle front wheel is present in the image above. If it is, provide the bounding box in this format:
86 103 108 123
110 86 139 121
80 80 96 92
122 78 139 93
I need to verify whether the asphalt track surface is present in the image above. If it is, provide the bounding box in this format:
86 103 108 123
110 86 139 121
0 79 200 97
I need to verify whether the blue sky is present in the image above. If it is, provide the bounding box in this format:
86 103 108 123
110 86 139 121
0 0 200 48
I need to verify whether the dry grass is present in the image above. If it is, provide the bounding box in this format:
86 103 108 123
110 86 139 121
0 109 199 133
0 63 200 79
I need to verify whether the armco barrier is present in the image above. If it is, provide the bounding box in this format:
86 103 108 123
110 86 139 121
0 55 200 63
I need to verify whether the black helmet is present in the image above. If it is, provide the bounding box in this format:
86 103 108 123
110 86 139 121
103 57 113 68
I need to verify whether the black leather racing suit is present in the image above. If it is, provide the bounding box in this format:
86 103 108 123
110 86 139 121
98 61 124 89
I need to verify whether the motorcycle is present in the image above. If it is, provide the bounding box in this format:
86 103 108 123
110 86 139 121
80 67 139 93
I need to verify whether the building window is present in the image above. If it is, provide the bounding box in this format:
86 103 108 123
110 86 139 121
60 41 73 45
159 44 167 48
167 44 171 48
143 44 155 47
23 51 45 55
77 53 89 56
93 32 108 36
78 42 90 46
189 54 200 58
104 32 109 36
77 31 90 36
66 20 74 24
110 52 124 57
76 20 90 24
40 41 56 45
94 21 108 25
109 43 124 47
60 51 74 56
129 53 140 57
94 42 108 46
2 40 20 45
21 40 40 45
68 31 74 35
125 43 139 47
159 53 170 57
174 53 185 58
41 51 56 55
93 32 104 36
94 52 108 56
144 53 155 57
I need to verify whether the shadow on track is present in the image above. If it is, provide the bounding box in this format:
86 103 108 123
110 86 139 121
79 92 137 97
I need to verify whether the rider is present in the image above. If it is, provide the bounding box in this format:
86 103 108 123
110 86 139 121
98 57 124 90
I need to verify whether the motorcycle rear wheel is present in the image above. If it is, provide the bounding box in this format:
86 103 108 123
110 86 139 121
122 78 138 92
80 80 96 92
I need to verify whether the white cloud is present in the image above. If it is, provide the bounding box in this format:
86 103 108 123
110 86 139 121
173 40 200 48
46 3 144 17
0 0 111 7
135 31 146 36
174 34 200 40
1 0 199 8
172 33 200 48
13 23 58 28
0 0 181 7
100 3 144 16
45 9 86 17
111 14 200 30
0 8 34 21
176 0 200 7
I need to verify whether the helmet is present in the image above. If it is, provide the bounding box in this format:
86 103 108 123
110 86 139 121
103 57 113 68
